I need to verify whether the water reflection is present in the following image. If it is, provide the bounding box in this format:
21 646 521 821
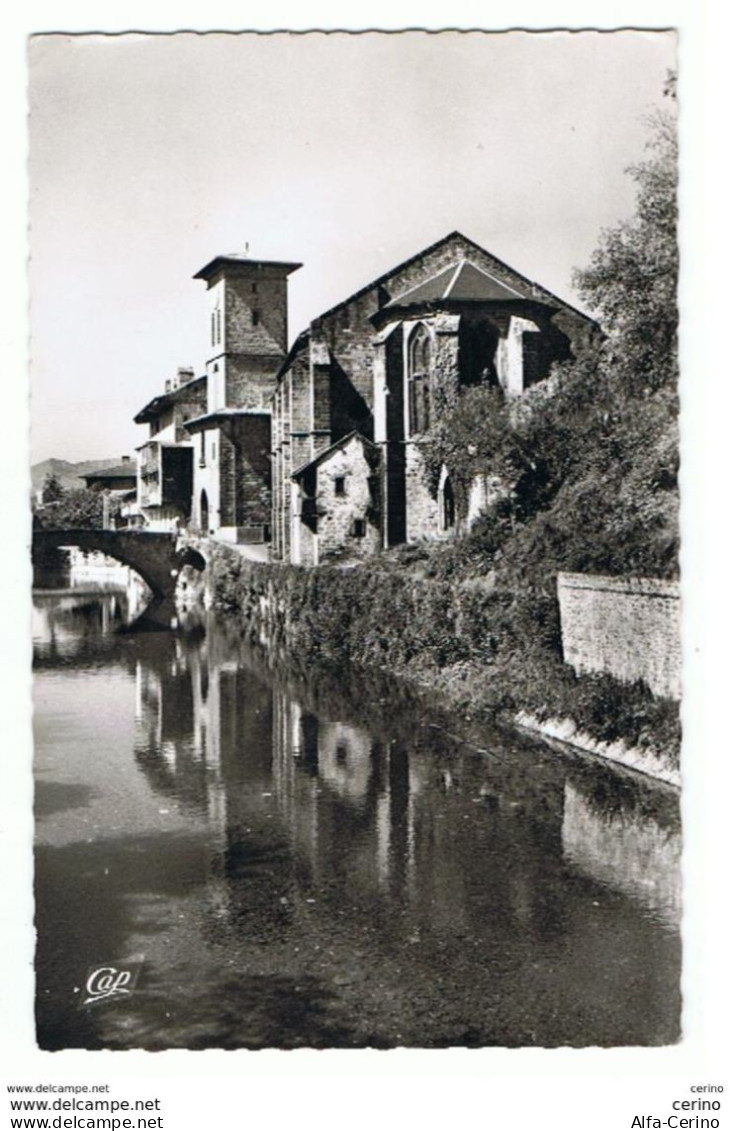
33 584 151 665
562 776 681 928
34 592 682 1050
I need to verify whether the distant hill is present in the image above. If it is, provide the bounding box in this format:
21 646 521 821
31 458 130 495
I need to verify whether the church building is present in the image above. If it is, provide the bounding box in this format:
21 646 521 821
270 230 597 566
132 231 597 562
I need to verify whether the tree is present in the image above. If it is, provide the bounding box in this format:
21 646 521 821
34 486 115 530
42 473 66 503
574 87 678 396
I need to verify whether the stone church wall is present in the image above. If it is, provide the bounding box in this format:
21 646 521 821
404 443 440 542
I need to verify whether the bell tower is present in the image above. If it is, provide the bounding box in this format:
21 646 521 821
194 253 302 413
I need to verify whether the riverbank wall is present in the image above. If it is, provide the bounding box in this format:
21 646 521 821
199 543 680 784
557 572 681 700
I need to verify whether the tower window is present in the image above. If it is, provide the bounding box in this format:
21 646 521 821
211 312 215 347
251 282 258 294
252 310 260 326
351 518 366 538
334 476 346 497
216 308 222 345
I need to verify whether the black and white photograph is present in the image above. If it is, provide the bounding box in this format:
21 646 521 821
25 27 686 1053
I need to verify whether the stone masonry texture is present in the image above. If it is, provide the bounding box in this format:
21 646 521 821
557 573 681 700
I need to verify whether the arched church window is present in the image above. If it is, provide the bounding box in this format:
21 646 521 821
408 323 432 435
440 474 456 531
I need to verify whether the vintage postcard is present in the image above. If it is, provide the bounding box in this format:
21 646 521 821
2 5 727 1128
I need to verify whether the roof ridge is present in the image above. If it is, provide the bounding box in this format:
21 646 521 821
442 260 465 300
460 258 524 298
292 230 596 339
388 262 457 305
310 231 472 324
291 429 376 478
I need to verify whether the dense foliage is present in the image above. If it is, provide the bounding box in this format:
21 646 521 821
210 546 680 768
34 475 121 530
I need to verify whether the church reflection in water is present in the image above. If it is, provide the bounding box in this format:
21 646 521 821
131 615 681 945
34 590 681 1048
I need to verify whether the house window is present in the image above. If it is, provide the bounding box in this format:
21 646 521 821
408 323 432 435
351 518 366 538
334 476 346 497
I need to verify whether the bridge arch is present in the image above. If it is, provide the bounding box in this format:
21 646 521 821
32 528 205 601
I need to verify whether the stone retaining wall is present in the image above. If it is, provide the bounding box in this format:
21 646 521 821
557 572 681 700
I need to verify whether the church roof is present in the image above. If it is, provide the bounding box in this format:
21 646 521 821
384 259 526 309
311 229 594 326
274 231 599 387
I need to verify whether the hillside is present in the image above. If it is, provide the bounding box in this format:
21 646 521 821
31 458 128 495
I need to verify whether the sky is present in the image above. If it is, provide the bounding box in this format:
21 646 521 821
28 29 676 464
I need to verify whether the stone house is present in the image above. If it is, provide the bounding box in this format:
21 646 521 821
81 456 140 530
290 432 382 565
81 457 137 494
271 230 598 565
134 368 207 531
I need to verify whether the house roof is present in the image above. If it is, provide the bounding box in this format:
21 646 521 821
184 408 270 434
81 464 137 485
291 430 378 479
134 375 206 424
193 255 302 282
383 259 526 309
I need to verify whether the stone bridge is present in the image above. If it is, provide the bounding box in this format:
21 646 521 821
32 528 206 600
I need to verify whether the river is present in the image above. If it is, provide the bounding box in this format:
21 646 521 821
32 588 682 1049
